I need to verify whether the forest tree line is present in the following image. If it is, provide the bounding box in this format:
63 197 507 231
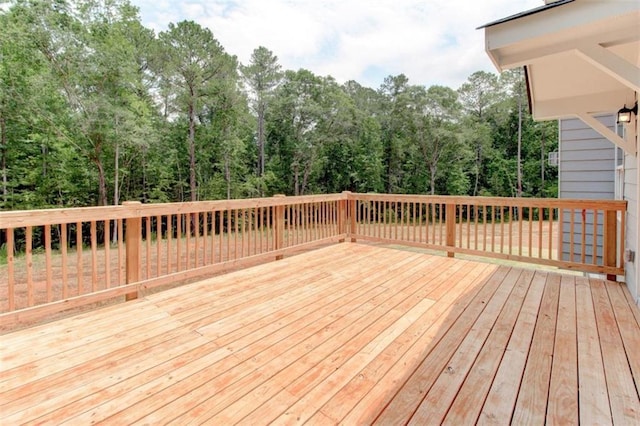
0 0 558 211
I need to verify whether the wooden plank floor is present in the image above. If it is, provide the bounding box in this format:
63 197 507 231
2 243 639 425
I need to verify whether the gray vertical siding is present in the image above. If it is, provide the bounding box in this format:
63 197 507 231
559 115 616 264
624 144 638 303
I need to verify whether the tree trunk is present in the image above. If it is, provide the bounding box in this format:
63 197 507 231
94 157 107 206
225 153 231 199
258 101 265 179
111 142 120 245
188 96 197 202
293 164 300 196
301 161 312 196
1 115 7 207
430 165 436 195
516 74 523 198
474 143 481 196
114 141 120 206
142 147 148 203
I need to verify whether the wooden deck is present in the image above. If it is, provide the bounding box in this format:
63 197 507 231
1 243 639 424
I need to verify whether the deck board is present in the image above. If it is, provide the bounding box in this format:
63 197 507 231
546 275 579 425
2 242 640 425
441 269 535 425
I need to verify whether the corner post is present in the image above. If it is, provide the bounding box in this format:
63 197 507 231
348 192 357 242
605 209 617 281
124 201 142 300
445 202 456 258
274 194 286 260
339 191 350 242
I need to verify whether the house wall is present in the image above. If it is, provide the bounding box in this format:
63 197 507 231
624 120 639 304
559 114 639 306
559 115 616 264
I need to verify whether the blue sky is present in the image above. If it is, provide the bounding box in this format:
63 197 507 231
131 0 542 90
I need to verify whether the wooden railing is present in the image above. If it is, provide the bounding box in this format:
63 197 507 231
0 192 626 326
0 194 346 324
347 193 626 277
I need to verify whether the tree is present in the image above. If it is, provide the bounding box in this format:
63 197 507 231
378 74 413 193
241 46 281 191
157 20 235 202
15 0 156 206
417 86 466 195
499 68 527 197
458 71 500 195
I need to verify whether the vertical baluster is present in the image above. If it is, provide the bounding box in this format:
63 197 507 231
241 209 246 256
473 205 478 250
25 226 34 305
500 206 505 254
76 222 82 295
105 220 111 288
528 206 533 257
418 203 423 243
538 207 543 259
569 208 575 263
483 205 488 250
593 209 600 266
185 213 191 269
233 209 238 259
399 202 404 241
266 207 271 252
581 209 587 264
145 217 151 280
194 212 200 268
258 207 264 254
118 218 124 284
466 204 471 249
211 211 216 262
61 223 68 297
518 205 524 256
219 210 224 262
619 210 625 270
45 224 52 302
7 228 15 311
549 207 564 260
177 214 182 271
167 215 172 274
458 205 463 248
91 221 98 291
492 206 496 253
156 215 161 275
508 207 513 256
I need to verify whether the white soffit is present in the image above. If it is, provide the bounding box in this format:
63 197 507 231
482 0 639 153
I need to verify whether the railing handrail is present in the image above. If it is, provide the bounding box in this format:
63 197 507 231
0 193 345 228
347 193 627 210
0 192 627 228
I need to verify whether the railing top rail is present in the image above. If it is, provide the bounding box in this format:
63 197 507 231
348 193 627 210
0 193 344 229
0 192 626 229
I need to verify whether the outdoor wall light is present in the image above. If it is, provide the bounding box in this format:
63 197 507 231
617 102 638 124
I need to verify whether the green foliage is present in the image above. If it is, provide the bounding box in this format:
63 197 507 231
0 0 559 212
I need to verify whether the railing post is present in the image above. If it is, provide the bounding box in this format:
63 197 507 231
124 201 142 301
446 202 456 258
605 209 617 281
339 191 350 242
349 193 357 242
274 194 285 260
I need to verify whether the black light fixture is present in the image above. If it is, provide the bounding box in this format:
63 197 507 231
617 102 638 124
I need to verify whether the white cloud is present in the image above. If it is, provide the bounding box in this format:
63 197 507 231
132 0 542 90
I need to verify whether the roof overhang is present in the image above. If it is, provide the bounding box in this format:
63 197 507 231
482 0 640 154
